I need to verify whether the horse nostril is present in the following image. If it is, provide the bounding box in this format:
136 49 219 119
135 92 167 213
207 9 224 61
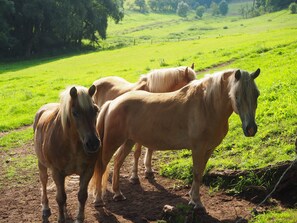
246 123 257 136
86 136 100 152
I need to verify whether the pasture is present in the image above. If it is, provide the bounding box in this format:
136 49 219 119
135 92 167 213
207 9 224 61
0 7 297 223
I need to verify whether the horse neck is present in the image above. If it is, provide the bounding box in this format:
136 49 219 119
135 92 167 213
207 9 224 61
134 77 148 91
204 75 233 121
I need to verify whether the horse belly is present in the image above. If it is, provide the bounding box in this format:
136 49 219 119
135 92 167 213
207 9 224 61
129 118 191 150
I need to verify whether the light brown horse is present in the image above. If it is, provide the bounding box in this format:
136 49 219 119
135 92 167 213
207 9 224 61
92 65 196 183
91 68 260 210
33 85 101 223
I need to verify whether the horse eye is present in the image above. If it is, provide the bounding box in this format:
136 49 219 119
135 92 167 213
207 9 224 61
72 110 79 118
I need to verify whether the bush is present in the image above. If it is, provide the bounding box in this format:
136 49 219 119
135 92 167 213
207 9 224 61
219 0 229 16
176 1 190 18
211 2 220 16
289 2 297 14
196 5 206 18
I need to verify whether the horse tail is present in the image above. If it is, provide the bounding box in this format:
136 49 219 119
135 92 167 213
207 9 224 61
33 111 42 132
90 100 112 199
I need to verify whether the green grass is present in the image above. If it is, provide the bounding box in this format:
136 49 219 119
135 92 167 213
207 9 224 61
0 127 33 152
251 209 297 223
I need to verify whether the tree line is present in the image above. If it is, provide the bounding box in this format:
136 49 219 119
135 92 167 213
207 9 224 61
134 0 229 13
133 0 296 16
0 0 124 58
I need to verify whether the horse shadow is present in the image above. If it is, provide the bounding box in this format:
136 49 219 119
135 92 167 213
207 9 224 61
94 176 223 223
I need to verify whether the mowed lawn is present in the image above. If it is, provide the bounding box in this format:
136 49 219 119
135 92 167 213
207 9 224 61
0 8 297 222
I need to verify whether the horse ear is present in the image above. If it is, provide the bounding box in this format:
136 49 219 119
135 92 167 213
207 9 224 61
251 68 260 79
70 87 77 98
88 85 96 97
191 63 195 69
185 67 189 79
235 70 241 81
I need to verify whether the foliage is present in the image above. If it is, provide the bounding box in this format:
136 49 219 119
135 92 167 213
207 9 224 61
0 0 124 57
289 2 297 13
134 0 147 12
0 0 13 49
211 2 220 16
219 0 229 15
255 0 296 12
251 209 297 223
195 5 206 18
176 1 190 17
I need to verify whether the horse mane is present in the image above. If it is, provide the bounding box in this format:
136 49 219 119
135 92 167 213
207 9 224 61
201 69 255 109
59 86 93 131
187 69 236 111
143 66 196 92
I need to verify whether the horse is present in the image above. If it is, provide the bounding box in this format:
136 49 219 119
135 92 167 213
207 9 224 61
33 85 101 223
92 64 196 183
91 68 260 210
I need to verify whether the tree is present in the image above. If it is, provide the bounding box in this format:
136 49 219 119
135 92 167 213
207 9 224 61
210 2 220 16
219 0 228 16
177 1 190 17
0 0 124 57
135 0 147 12
0 0 15 54
196 5 206 18
289 2 297 13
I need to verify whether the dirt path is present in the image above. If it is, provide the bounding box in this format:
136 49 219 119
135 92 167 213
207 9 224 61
0 143 271 223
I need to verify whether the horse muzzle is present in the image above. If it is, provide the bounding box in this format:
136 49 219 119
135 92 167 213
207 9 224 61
84 136 101 154
243 122 258 137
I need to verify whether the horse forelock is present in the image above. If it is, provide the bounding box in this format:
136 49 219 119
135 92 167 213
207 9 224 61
59 86 93 131
228 70 259 113
145 66 196 92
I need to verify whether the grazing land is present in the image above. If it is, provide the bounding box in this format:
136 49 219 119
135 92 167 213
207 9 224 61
0 7 297 223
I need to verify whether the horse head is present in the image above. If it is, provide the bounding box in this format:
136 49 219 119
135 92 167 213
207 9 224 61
69 85 101 154
229 68 260 137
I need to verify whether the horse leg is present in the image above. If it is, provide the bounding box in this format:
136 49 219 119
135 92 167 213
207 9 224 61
189 147 211 211
93 147 115 207
76 167 94 223
52 170 67 223
113 140 135 201
38 161 51 223
130 143 142 184
144 148 154 179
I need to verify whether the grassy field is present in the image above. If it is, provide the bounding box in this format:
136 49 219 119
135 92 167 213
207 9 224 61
1 5 297 222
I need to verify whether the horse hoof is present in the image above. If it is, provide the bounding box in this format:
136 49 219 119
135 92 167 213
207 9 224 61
144 171 155 179
113 194 126 202
188 201 206 212
129 177 140 185
94 200 105 207
42 208 51 222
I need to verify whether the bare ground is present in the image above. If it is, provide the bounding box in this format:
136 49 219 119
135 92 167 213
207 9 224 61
0 141 285 223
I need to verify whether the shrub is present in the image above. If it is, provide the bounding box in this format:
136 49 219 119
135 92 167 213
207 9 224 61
211 2 220 16
195 5 206 18
219 0 229 16
176 1 190 18
289 2 297 14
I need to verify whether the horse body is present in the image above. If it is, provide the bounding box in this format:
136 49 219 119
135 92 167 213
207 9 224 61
92 65 196 182
34 86 100 223
92 68 260 209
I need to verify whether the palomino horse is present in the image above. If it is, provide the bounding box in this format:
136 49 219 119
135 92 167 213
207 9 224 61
92 64 196 183
92 68 260 210
33 85 101 223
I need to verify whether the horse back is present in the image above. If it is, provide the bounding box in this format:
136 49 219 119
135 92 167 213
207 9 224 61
33 103 59 131
93 77 136 107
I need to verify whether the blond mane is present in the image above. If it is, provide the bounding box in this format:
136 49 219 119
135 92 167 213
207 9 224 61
59 86 93 131
143 66 196 92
